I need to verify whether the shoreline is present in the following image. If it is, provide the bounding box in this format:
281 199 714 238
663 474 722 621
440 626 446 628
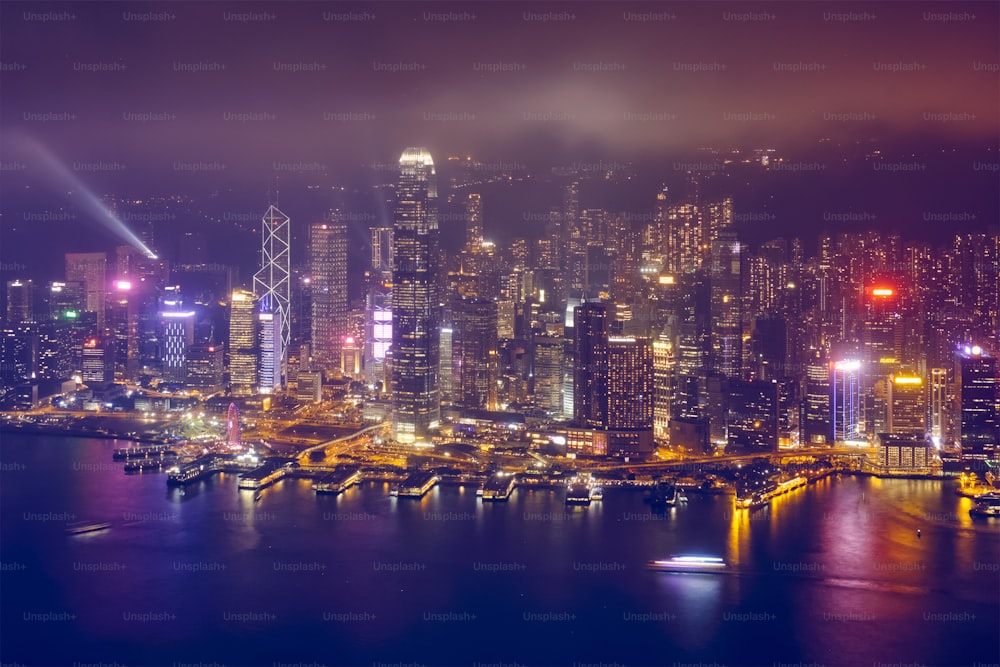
0 422 165 445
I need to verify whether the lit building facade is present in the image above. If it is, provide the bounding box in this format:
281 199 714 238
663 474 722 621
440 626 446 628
65 252 107 330
309 217 348 373
365 286 392 388
956 346 998 460
887 374 926 435
727 379 779 454
186 344 224 392
573 302 608 429
450 296 498 411
532 334 565 414
391 147 441 443
257 300 282 394
160 305 194 384
5 280 33 324
47 281 85 320
606 336 654 431
832 360 862 443
81 336 114 384
652 334 673 441
929 367 948 445
229 289 257 395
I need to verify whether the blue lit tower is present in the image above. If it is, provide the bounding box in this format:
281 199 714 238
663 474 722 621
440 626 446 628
391 147 441 443
832 359 863 442
257 295 282 394
159 297 194 384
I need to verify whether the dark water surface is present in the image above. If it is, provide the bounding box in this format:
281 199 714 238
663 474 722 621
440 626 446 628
2 433 998 667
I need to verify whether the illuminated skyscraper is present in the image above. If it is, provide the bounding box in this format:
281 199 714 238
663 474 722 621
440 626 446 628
672 276 710 420
727 379 779 453
532 334 565 414
81 336 114 384
253 205 291 373
159 303 194 384
107 280 139 381
451 296 498 411
341 335 361 378
465 193 483 248
863 285 900 428
439 325 453 404
391 147 441 443
186 344 224 392
606 336 654 430
832 360 862 442
371 227 393 284
5 280 33 324
665 201 699 274
887 374 927 435
709 232 742 379
0 325 36 387
800 352 834 445
604 335 655 455
930 367 948 444
365 286 392 388
309 217 348 373
37 318 79 380
47 281 85 320
257 298 282 394
573 302 608 428
229 289 257 395
65 252 107 330
956 346 998 460
652 334 674 441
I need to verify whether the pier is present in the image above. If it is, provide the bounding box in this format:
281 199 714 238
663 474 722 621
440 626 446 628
395 471 440 498
113 445 177 461
238 459 294 490
166 453 261 486
481 473 517 501
312 466 361 494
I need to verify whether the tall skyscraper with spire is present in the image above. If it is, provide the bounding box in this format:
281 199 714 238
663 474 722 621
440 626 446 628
391 147 441 443
253 205 291 383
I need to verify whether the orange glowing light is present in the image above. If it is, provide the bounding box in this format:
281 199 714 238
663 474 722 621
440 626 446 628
871 287 894 297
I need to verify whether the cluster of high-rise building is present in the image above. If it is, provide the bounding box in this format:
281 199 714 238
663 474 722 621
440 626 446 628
2 151 997 467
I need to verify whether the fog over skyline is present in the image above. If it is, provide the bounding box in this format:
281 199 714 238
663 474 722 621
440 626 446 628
1 1 997 283
2 1 997 178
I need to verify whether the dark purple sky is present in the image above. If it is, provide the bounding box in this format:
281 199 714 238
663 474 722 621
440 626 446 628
0 1 997 284
2 1 997 183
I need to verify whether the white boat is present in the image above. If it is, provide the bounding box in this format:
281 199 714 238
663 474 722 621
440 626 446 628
66 522 111 535
648 555 727 572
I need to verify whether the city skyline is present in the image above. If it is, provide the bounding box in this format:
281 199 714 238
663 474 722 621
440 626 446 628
1 3 998 666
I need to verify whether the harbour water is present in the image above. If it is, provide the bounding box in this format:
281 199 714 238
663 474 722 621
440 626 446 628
2 433 998 667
